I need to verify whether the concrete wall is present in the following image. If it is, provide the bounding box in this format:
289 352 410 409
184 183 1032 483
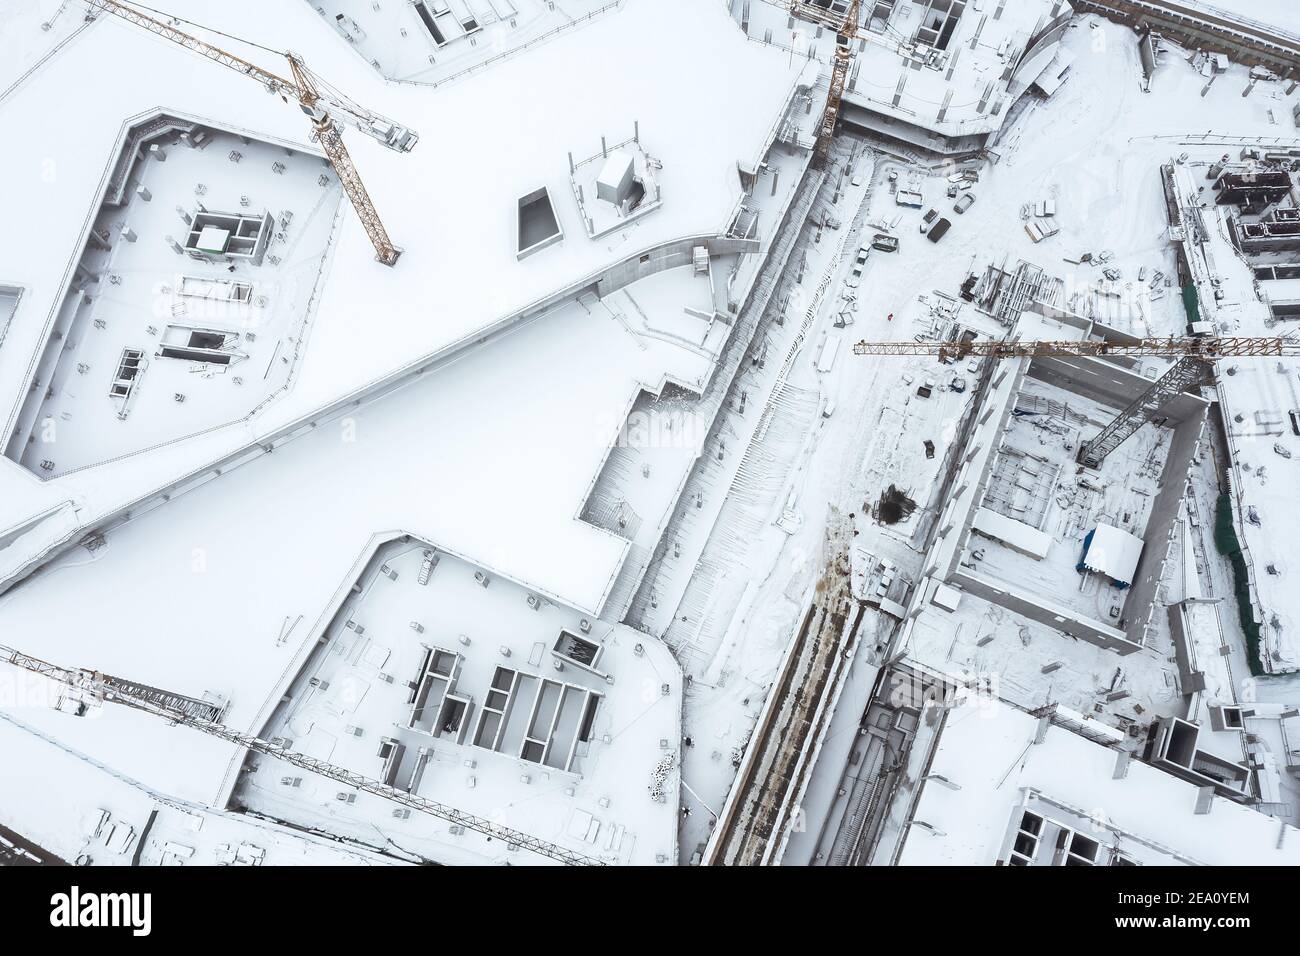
949 566 1141 653
1073 0 1300 75
931 360 1031 581
594 236 757 302
934 348 1205 655
1168 600 1209 696
1123 399 1208 646
1009 7 1075 95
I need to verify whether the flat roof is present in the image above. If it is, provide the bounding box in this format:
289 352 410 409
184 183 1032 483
0 0 813 564
1082 522 1144 586
0 711 386 866
313 0 616 85
972 507 1052 560
898 696 1300 866
0 272 719 804
10 124 340 479
235 539 681 865
0 0 809 424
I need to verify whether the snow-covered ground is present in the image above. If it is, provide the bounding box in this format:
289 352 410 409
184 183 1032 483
897 693 1299 866
702 14 1300 857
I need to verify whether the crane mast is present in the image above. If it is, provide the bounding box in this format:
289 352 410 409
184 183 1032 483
853 335 1300 468
791 0 863 168
87 0 408 265
0 641 601 866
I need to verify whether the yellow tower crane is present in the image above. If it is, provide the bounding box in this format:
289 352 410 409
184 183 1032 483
88 0 416 266
789 0 863 168
853 335 1300 468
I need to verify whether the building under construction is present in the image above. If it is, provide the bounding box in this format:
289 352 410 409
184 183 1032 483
0 0 840 869
905 309 1209 654
840 0 1076 156
731 0 1077 157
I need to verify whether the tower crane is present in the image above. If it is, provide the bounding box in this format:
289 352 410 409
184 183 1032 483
853 335 1300 469
789 0 863 168
0 641 602 866
87 0 415 266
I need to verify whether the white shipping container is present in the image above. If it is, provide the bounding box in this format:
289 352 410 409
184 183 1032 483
817 334 842 374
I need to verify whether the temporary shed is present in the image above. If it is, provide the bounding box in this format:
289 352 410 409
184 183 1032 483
596 151 636 206
973 508 1053 560
1077 523 1144 588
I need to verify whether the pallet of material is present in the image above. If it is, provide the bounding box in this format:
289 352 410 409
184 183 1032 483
1024 218 1060 243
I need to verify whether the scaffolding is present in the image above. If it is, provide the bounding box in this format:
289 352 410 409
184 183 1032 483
974 259 1056 327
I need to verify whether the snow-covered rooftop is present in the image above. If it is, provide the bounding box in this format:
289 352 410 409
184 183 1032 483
0 261 731 814
1081 522 1144 587
0 0 815 578
0 710 389 866
231 537 682 865
897 695 1300 866
5 0 1300 874
8 120 342 478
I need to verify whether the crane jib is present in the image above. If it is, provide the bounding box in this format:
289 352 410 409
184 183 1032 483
852 337 1300 358
90 0 413 264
